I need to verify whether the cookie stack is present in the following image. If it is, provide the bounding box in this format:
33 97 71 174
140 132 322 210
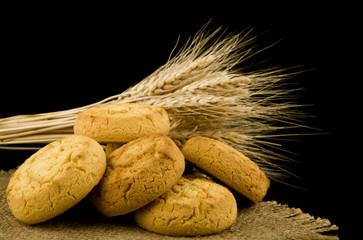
6 103 270 236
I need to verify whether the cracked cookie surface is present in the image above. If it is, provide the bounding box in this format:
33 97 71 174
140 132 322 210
182 136 270 203
73 103 170 143
134 175 237 236
89 135 185 217
6 135 106 224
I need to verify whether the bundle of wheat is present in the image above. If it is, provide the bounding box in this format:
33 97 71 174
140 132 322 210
0 25 306 181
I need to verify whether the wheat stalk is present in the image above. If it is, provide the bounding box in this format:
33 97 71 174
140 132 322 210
0 25 307 180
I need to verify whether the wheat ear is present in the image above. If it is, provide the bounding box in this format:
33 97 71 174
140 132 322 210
0 26 306 180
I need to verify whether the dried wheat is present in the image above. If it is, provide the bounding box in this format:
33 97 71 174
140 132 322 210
0 25 307 180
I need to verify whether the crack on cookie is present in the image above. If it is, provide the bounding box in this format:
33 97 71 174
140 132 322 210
166 216 178 226
48 193 55 211
145 114 156 130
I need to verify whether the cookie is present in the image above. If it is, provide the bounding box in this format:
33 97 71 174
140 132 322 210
182 136 269 203
73 103 170 143
89 135 185 217
6 135 106 224
134 175 237 236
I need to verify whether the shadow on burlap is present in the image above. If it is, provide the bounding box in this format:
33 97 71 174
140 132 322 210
0 170 338 240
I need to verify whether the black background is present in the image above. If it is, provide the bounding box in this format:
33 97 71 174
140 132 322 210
0 4 359 239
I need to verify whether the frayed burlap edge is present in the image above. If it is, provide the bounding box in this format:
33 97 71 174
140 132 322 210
0 169 338 240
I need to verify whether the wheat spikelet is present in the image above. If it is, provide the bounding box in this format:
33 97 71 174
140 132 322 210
0 25 306 180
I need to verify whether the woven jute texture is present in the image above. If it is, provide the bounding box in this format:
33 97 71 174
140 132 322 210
0 169 338 240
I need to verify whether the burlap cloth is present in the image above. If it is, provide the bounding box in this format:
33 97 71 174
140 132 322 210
0 170 338 240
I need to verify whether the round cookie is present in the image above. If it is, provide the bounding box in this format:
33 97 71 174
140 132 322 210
89 135 185 217
182 136 270 203
73 103 170 143
6 135 106 224
134 175 237 236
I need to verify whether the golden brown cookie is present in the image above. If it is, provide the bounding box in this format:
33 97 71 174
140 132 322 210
6 135 106 224
73 103 170 143
89 135 185 217
134 175 237 236
182 136 270 203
